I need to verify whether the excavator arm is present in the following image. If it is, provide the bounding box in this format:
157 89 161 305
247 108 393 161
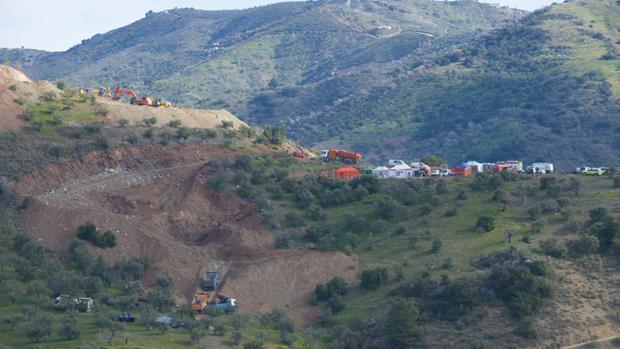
112 85 139 100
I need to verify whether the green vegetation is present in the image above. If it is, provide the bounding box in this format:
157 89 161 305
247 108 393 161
76 223 116 249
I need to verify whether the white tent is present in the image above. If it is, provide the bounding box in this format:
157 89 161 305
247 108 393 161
465 161 484 173
372 166 390 178
390 164 414 178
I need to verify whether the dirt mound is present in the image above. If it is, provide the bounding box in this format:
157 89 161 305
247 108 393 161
13 143 358 324
0 87 25 132
0 65 31 87
97 99 247 130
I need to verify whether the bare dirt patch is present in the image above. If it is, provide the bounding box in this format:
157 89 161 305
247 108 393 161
0 87 25 132
97 99 247 130
12 143 358 324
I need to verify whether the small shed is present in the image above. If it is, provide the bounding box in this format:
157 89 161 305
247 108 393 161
390 164 414 178
335 167 360 179
372 166 390 178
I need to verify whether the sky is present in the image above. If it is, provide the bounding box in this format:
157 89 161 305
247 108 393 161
0 0 559 52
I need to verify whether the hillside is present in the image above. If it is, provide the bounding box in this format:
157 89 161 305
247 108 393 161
6 1 620 169
0 1 523 132
288 0 620 168
1 71 620 348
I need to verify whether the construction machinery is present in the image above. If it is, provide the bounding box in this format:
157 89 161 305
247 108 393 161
203 269 220 291
209 294 238 313
321 149 361 164
191 291 210 313
112 85 153 106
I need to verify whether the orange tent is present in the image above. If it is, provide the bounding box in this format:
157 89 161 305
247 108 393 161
335 167 360 180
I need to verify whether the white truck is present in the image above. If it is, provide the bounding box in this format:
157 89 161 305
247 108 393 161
527 163 554 174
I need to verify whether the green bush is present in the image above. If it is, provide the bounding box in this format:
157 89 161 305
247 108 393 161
143 117 157 127
431 238 442 253
327 294 346 313
275 235 290 249
487 265 553 317
539 238 567 258
284 212 305 228
360 268 389 290
514 318 539 339
476 216 495 232
76 223 116 249
315 277 349 301
566 235 599 257
167 119 182 128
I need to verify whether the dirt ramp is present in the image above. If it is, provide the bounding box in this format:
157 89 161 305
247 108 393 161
0 87 25 132
221 251 358 325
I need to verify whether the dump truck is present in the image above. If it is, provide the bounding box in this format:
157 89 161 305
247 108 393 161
203 269 220 291
320 149 361 164
191 291 210 313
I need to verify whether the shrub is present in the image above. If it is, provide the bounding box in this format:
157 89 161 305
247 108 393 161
487 265 553 317
26 314 53 342
539 238 567 258
39 91 57 102
327 294 346 313
566 235 599 257
94 106 109 116
167 119 182 128
261 126 286 145
360 268 389 290
376 198 401 220
514 318 539 339
431 238 442 253
476 216 495 232
221 120 234 129
118 118 129 127
84 123 103 134
385 300 421 349
76 223 116 249
175 127 190 141
445 207 457 217
275 235 290 249
614 177 620 188
315 277 349 301
143 117 157 127
284 212 305 228
126 133 140 144
394 225 407 235
143 128 154 139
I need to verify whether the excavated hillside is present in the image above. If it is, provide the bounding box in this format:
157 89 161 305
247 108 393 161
11 143 357 324
0 65 63 132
